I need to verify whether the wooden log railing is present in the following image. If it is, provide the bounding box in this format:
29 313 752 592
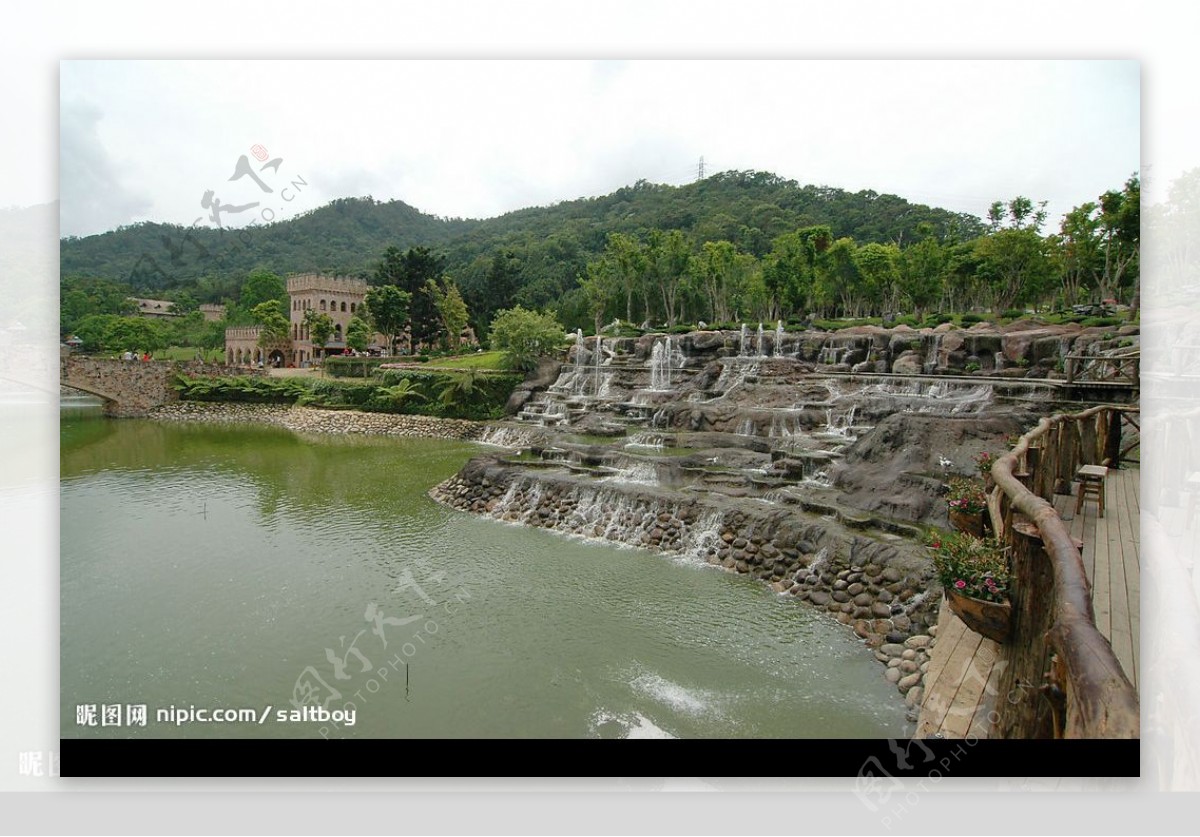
1065 350 1140 389
989 404 1140 739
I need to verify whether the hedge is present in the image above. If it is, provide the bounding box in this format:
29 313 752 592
172 371 523 420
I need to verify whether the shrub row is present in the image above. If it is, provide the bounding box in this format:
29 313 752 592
173 371 523 420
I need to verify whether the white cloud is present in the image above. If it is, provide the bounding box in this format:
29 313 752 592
58 59 1140 238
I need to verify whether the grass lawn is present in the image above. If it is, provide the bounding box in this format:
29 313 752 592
423 351 506 370
157 346 225 362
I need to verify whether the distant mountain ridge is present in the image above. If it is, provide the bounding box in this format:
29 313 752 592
59 170 987 299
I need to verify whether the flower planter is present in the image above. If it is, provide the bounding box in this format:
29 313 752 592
945 586 1011 643
948 507 988 537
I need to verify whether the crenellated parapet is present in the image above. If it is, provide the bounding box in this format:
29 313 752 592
286 273 369 295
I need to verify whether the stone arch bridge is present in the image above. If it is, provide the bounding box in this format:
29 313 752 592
60 354 261 416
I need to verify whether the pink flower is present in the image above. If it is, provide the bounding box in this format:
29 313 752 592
954 580 967 589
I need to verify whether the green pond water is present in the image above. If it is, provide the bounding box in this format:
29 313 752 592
60 403 909 739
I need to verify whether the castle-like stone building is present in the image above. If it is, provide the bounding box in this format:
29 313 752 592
225 273 376 367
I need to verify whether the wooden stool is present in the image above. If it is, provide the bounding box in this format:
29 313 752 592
1075 464 1108 517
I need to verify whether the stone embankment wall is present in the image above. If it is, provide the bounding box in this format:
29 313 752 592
60 357 261 416
150 401 484 440
431 454 939 715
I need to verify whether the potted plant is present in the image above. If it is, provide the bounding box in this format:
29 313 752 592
945 477 990 537
925 529 1012 642
974 451 998 491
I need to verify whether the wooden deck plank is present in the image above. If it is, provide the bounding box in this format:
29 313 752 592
1126 470 1141 685
1104 476 1136 690
967 651 1006 739
941 637 1001 738
916 599 993 738
917 465 1139 741
916 605 969 736
1091 479 1113 639
932 635 984 738
1108 470 1137 680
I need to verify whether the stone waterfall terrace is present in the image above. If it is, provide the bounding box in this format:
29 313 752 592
431 322 1139 723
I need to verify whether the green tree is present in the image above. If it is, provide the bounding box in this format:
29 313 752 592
763 226 832 320
240 269 288 312
604 232 646 325
345 316 372 353
102 317 167 355
250 300 291 347
578 255 619 335
489 306 565 372
374 245 446 349
851 242 899 317
426 277 471 349
819 237 859 318
696 240 742 324
1098 173 1140 309
72 313 119 352
304 309 335 356
897 227 946 318
363 285 412 354
1053 201 1102 307
60 276 136 336
647 229 691 327
973 197 1053 314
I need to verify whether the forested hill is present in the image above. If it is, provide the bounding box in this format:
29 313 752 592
59 196 478 293
59 170 986 300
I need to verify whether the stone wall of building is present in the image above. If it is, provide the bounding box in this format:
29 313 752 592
288 273 370 363
225 326 264 366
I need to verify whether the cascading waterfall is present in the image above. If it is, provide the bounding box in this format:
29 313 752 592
806 547 830 578
649 339 671 391
678 510 726 565
570 329 589 395
774 320 785 357
768 412 801 440
604 460 658 485
625 432 666 449
739 324 749 358
592 336 605 396
923 333 943 374
756 323 765 358
824 404 858 437
477 425 538 449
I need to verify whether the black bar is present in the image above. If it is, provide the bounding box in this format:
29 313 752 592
60 738 1139 779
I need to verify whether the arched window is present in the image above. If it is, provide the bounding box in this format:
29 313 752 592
320 299 327 312
350 303 356 313
335 323 343 336
341 301 347 312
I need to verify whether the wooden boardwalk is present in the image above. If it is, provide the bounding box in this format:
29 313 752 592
1052 466 1140 691
916 466 1140 737
914 602 1003 739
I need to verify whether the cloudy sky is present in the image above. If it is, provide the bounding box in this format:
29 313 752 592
59 59 1139 238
